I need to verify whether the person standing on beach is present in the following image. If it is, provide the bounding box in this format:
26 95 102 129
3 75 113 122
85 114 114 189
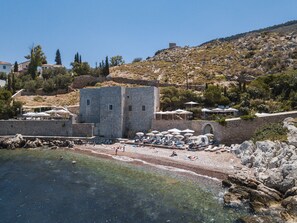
123 145 126 152
115 147 119 155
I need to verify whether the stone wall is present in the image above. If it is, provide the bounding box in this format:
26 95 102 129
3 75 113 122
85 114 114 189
72 123 94 137
0 120 73 136
152 111 297 145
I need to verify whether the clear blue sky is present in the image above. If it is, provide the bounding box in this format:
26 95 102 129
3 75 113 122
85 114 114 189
1 0 297 67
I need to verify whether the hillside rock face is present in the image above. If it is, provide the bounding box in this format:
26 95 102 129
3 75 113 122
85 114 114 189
112 31 297 86
225 118 297 222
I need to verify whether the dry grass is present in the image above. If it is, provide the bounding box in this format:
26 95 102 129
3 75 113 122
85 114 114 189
15 91 80 107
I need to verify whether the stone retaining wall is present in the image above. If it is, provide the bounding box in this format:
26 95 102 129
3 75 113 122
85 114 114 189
0 120 94 137
152 111 297 145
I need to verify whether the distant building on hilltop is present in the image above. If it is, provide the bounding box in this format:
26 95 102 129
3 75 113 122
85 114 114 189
0 61 12 74
169 43 177 49
79 86 160 138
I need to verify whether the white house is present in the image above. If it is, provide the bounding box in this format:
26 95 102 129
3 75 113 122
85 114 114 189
0 61 12 74
18 61 30 72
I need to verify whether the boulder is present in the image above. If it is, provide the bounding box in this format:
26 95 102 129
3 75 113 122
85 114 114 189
282 195 297 217
284 187 297 198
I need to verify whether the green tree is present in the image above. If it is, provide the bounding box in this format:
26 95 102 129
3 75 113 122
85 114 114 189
14 61 18 72
110 55 125 67
25 45 47 79
55 49 62 65
71 62 91 76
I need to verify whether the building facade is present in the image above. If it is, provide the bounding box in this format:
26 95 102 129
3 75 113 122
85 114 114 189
79 86 159 138
0 61 12 74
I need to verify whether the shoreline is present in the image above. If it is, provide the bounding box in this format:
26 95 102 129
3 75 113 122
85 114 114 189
69 143 249 181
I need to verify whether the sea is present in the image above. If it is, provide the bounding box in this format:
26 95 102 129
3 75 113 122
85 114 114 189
0 149 251 223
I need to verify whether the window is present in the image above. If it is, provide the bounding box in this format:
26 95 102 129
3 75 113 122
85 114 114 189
3 65 6 69
109 104 113 110
142 105 145 111
87 99 90 106
128 105 132 111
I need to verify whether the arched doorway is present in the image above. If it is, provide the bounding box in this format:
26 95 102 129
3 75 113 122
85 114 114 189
203 124 214 134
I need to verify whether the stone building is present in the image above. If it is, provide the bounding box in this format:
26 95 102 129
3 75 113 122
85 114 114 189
79 86 159 138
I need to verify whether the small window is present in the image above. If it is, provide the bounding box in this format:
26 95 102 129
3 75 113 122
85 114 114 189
87 99 90 106
142 105 145 111
3 65 6 69
128 105 132 111
127 96 129 98
109 104 113 110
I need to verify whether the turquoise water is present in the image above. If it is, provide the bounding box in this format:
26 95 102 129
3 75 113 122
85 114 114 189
0 149 249 223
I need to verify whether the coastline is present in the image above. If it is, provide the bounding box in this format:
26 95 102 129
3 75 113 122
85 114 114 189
69 143 249 181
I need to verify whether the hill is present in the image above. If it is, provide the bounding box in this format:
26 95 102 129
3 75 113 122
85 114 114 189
111 21 297 86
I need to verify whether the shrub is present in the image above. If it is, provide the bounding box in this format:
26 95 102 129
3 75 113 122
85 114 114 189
216 117 227 126
240 114 256 120
252 122 288 142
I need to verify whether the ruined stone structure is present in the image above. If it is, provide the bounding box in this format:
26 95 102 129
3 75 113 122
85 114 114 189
79 86 159 138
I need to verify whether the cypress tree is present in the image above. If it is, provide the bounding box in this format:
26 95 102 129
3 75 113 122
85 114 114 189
105 56 109 76
12 72 15 93
14 61 18 72
79 55 82 64
55 49 62 65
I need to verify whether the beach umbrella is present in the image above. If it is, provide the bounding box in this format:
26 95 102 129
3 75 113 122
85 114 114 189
168 128 181 133
136 132 144 137
175 109 185 113
189 136 200 140
184 133 193 137
23 112 37 117
181 128 195 133
175 135 184 139
155 133 163 137
171 131 181 135
161 131 168 135
146 132 154 136
35 112 51 117
165 134 173 138
151 130 159 134
201 108 211 112
212 108 223 112
185 101 198 105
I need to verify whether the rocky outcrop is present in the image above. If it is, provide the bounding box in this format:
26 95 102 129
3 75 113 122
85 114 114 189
226 118 297 222
112 31 297 85
0 134 80 149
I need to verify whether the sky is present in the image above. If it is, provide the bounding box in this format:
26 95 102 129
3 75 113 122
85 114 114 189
1 0 297 67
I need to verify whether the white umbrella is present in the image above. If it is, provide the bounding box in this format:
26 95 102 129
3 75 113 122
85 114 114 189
151 130 159 134
155 133 163 137
36 112 51 117
23 112 38 117
146 132 154 136
212 108 223 112
165 134 173 138
168 128 181 133
171 131 181 135
189 136 200 140
175 109 185 113
184 133 193 137
161 131 168 135
175 135 184 139
136 132 144 137
181 128 195 133
185 101 198 105
201 108 211 112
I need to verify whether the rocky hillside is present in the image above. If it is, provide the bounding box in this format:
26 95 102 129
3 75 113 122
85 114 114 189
111 21 297 86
